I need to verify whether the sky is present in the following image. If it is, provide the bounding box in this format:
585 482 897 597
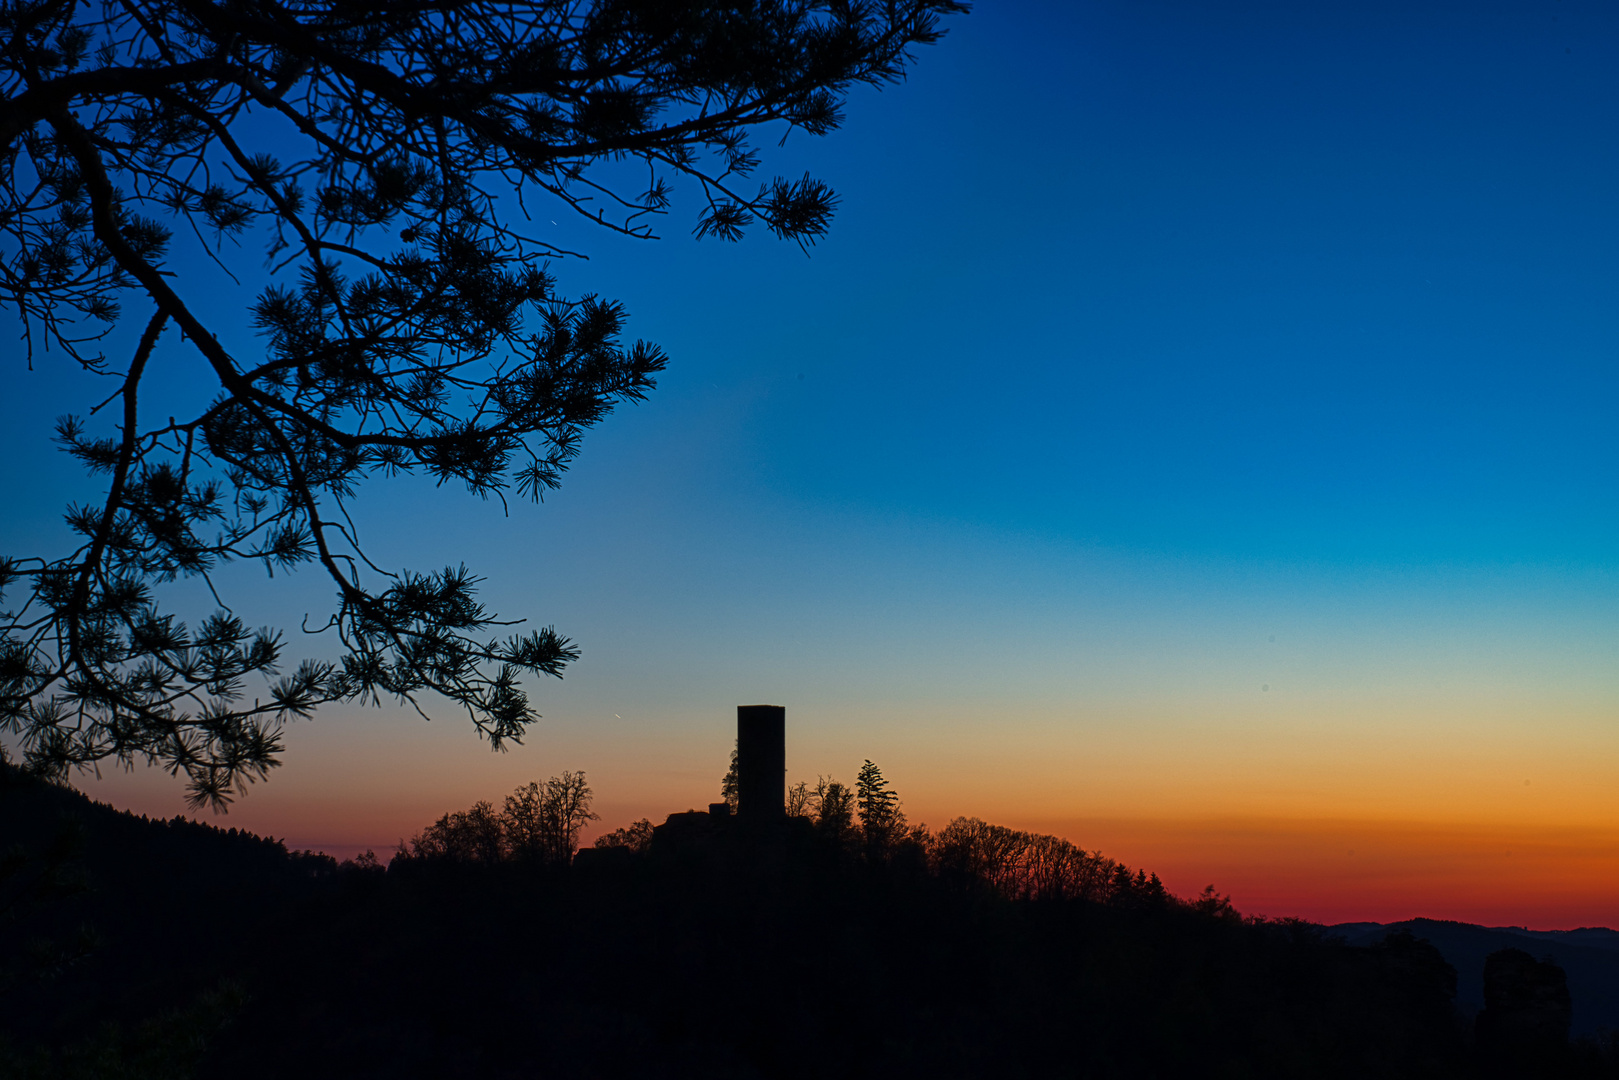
4 0 1619 928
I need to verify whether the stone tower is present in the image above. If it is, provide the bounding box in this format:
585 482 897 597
735 704 785 821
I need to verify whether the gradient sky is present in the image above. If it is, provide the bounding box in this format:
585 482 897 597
5 0 1619 928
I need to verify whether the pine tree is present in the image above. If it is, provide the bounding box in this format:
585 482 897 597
0 0 965 808
720 744 739 813
855 759 904 858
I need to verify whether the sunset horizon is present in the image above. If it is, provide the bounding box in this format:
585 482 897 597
5 2 1618 1069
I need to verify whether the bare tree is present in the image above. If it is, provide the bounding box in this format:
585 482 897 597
929 817 1172 905
504 770 596 865
785 779 813 819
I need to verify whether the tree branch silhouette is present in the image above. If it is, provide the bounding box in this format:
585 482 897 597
0 0 965 808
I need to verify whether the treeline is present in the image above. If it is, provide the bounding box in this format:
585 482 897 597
408 760 1197 912
391 772 598 868
12 763 1619 1078
395 758 1234 917
589 758 1217 913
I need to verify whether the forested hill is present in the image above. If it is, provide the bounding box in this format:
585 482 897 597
0 765 336 1075
2 771 1615 1078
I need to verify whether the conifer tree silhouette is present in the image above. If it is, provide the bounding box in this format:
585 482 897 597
720 744 740 813
0 0 965 807
855 758 904 856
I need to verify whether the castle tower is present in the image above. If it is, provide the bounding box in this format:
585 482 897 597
735 704 785 821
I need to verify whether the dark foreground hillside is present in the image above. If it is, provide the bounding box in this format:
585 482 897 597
1334 920 1619 1038
2 773 1614 1079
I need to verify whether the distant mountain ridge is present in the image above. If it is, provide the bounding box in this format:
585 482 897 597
1493 926 1619 954
1332 919 1619 1038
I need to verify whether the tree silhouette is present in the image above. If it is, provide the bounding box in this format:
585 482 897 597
593 816 652 853
855 758 904 857
810 774 856 845
402 772 597 866
785 778 814 818
1477 947 1573 1072
720 744 740 813
0 0 964 808
929 816 1166 904
504 770 597 864
402 798 505 864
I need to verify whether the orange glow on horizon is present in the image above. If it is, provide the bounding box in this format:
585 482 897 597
73 693 1619 933
1019 816 1619 930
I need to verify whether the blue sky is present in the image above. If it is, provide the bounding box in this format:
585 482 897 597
559 0 1619 568
6 0 1619 923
